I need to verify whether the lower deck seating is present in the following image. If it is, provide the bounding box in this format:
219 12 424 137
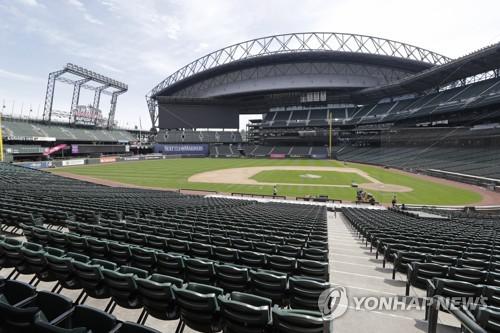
0 162 331 332
336 146 500 180
343 207 500 333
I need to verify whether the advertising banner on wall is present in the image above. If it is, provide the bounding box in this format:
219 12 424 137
145 154 163 160
17 161 53 169
100 156 117 163
270 153 286 159
153 144 209 156
62 159 85 166
7 136 56 142
123 156 141 161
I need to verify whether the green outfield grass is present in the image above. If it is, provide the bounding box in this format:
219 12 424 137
51 158 482 205
251 170 368 185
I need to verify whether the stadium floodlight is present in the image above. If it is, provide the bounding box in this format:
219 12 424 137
43 63 128 129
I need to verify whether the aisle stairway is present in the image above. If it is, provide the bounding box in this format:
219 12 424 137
328 211 459 332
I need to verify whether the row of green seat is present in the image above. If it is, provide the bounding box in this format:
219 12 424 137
21 226 329 285
71 219 328 261
0 238 331 332
0 208 44 233
121 216 327 248
0 279 160 333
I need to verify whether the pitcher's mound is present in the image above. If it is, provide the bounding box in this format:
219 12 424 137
360 183 412 193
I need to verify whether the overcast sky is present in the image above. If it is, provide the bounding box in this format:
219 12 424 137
1 0 499 129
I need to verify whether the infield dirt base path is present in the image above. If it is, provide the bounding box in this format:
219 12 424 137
188 166 413 192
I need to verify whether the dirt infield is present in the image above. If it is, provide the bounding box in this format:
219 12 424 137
188 166 413 192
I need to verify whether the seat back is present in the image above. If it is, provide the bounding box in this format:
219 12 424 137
72 305 117 333
156 253 185 279
289 277 330 311
268 255 296 275
487 272 500 287
184 258 215 284
475 306 500 333
218 292 271 333
130 247 157 272
249 270 287 306
239 251 266 269
35 291 74 323
102 266 147 309
107 242 132 266
173 283 223 333
272 308 329 333
448 267 488 284
213 247 238 263
214 264 250 292
0 280 36 307
296 259 329 281
431 278 484 300
483 286 500 308
189 242 213 258
301 248 328 262
135 273 181 320
166 238 189 254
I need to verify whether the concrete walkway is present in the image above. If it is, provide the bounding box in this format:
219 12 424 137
328 211 461 332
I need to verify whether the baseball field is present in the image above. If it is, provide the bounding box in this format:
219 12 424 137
50 158 491 205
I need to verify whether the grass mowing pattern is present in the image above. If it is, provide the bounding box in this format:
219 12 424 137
51 158 482 205
251 170 368 186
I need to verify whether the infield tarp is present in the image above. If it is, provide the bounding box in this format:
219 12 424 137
153 144 209 156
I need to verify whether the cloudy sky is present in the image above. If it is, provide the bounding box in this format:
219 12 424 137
1 0 499 129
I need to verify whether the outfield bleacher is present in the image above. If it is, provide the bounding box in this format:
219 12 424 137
2 118 135 142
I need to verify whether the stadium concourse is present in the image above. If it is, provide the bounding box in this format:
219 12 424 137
1 162 499 333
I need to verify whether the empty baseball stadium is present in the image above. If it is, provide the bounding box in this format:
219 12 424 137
2 26 500 333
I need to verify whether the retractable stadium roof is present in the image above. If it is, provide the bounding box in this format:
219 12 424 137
351 41 500 103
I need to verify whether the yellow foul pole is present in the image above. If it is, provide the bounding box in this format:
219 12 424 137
0 112 4 162
328 111 333 159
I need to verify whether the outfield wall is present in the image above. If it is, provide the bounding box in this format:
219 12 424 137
15 154 172 169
